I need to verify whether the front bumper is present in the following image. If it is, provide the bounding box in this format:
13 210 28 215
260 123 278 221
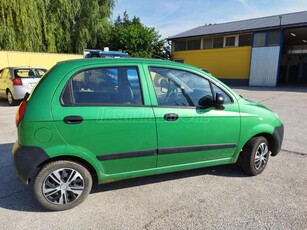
271 124 284 156
12 142 49 184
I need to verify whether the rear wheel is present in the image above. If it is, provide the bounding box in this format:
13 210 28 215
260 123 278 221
7 90 17 106
241 136 270 176
33 161 92 211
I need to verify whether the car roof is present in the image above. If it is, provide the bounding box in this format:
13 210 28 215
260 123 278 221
1 67 47 70
57 58 198 71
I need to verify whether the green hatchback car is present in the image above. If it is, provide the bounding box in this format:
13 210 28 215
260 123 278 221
12 58 283 211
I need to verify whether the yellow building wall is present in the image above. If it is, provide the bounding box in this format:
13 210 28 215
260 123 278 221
0 51 83 70
172 46 251 79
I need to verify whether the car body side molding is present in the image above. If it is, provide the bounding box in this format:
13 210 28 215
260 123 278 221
158 143 237 155
96 143 237 161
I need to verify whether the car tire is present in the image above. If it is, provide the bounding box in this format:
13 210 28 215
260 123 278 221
241 136 270 176
33 160 92 211
7 90 17 106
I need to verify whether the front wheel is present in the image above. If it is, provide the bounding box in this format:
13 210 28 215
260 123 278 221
33 161 92 211
241 136 270 176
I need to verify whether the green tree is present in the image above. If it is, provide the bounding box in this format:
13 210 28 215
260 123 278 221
72 0 115 53
110 11 165 58
0 0 43 51
0 0 114 53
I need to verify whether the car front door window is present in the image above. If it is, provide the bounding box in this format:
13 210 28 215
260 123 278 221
149 67 212 107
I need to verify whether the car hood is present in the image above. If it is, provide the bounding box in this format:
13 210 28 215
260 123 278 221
237 97 278 118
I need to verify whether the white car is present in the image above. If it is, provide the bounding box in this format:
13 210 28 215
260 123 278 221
0 67 47 105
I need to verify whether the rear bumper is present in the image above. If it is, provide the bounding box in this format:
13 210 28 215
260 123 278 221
12 142 49 184
12 86 29 100
271 124 284 156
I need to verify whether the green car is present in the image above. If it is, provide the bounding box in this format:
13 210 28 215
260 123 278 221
12 58 283 211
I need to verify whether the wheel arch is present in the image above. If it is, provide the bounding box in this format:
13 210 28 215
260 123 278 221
32 155 99 185
256 132 275 154
236 132 275 161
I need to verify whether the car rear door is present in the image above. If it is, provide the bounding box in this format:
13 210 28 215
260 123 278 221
51 64 157 174
145 66 240 167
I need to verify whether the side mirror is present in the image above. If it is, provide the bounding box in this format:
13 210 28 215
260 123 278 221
198 93 224 109
198 95 214 108
215 93 224 107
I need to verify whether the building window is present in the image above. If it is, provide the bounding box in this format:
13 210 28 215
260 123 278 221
253 31 280 47
225 36 236 47
253 32 266 47
174 41 186 51
239 34 252 46
267 31 280 46
203 38 213 49
187 39 201 50
213 37 223 48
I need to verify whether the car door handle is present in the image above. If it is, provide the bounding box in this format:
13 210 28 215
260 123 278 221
164 113 179 121
63 116 83 124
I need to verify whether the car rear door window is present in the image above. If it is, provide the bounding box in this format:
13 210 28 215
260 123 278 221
62 66 143 105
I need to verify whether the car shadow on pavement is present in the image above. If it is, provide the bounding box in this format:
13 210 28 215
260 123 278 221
0 142 247 212
0 99 11 107
0 143 45 212
91 163 247 194
0 98 21 107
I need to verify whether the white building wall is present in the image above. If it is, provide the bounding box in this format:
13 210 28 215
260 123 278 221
249 47 281 86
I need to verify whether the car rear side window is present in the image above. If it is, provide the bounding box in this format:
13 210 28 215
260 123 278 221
61 66 143 105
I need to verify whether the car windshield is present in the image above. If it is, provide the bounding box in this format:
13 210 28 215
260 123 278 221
14 68 47 78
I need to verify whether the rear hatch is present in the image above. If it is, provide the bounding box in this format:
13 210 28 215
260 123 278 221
14 68 47 91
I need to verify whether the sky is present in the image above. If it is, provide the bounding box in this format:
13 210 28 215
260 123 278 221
113 0 307 39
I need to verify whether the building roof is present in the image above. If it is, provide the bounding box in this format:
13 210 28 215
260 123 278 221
169 11 307 39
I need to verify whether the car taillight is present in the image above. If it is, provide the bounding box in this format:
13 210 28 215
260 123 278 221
16 101 27 127
13 77 23 86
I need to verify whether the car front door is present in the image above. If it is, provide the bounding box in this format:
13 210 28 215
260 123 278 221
52 65 157 174
147 66 241 167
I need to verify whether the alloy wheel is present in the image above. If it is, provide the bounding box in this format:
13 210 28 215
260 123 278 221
254 142 269 171
7 91 13 104
42 168 85 205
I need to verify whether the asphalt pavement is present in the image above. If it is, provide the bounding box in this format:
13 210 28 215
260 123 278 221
0 86 306 230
